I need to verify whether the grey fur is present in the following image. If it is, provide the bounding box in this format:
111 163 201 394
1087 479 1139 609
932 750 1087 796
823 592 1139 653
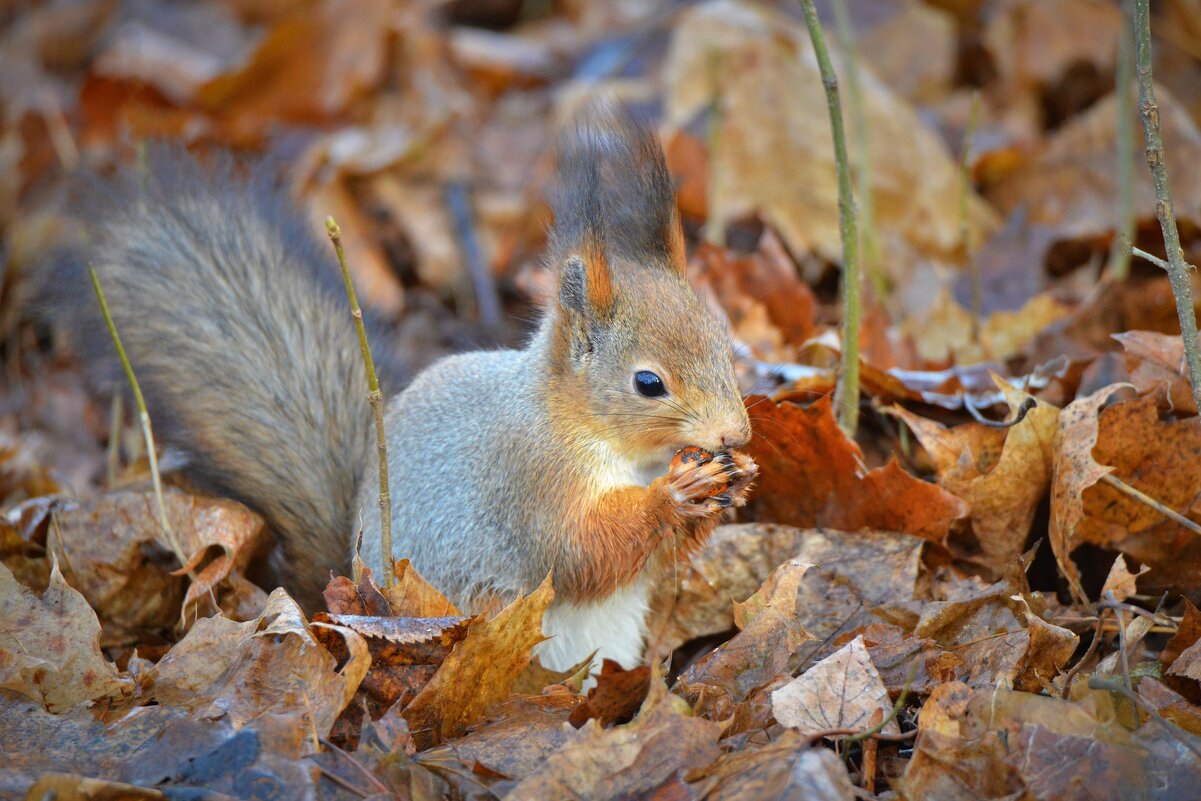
55 148 372 607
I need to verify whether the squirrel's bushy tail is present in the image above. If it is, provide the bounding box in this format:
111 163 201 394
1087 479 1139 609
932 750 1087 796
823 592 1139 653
56 149 372 606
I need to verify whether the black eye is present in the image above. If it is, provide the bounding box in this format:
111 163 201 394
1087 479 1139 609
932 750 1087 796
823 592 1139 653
634 370 666 398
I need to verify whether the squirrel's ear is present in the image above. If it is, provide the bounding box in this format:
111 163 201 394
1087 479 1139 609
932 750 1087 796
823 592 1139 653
557 241 614 319
550 99 686 278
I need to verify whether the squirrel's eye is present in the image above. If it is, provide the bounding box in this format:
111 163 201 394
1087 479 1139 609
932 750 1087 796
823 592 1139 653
634 370 666 398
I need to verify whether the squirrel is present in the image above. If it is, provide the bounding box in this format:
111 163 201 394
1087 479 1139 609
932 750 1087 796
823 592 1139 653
56 101 757 671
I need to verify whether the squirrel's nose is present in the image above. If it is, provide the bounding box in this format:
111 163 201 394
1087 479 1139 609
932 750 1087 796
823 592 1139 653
720 422 752 450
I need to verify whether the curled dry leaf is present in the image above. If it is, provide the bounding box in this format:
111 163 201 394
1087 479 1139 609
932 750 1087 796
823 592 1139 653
890 377 1058 573
148 588 369 748
49 487 268 632
744 395 968 545
1049 383 1130 604
1101 554 1149 604
0 559 131 712
1116 331 1196 415
402 574 553 749
772 635 900 736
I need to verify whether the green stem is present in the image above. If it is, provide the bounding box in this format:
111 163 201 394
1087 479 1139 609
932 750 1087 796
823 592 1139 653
801 0 861 436
1133 0 1201 413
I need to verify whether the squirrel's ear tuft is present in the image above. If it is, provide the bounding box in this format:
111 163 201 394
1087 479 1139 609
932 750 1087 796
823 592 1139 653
548 98 685 277
558 242 614 319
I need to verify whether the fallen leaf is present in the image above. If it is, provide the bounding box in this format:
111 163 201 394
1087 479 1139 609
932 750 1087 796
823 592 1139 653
505 678 721 801
0 559 131 712
1101 554 1149 603
691 732 856 801
1078 389 1201 596
568 659 650 728
385 558 462 617
1116 331 1197 415
744 395 967 545
772 635 899 735
1049 383 1129 604
890 377 1058 573
678 560 813 712
402 574 553 749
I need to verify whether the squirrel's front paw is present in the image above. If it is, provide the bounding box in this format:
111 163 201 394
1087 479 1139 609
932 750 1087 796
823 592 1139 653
717 450 758 508
665 446 754 519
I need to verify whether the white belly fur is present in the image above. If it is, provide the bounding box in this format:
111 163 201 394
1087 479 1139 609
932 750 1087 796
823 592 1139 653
536 577 652 672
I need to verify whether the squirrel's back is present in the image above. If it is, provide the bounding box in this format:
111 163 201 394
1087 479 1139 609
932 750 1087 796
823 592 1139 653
55 150 373 606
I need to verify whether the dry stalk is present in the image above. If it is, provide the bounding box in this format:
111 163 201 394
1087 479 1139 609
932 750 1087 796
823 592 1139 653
326 217 394 588
1132 0 1201 411
87 266 192 584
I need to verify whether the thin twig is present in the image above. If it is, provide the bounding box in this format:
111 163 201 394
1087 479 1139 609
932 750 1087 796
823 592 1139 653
1108 0 1137 280
801 0 861 437
1100 473 1201 536
830 0 883 301
964 394 1036 429
1133 0 1201 412
326 218 394 588
87 266 187 571
445 182 502 330
1061 613 1104 699
959 92 982 342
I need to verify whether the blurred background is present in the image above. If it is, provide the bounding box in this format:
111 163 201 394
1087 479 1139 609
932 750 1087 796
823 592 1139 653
1 0 1199 509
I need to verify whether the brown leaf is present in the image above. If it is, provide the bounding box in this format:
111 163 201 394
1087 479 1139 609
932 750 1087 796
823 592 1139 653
505 678 721 801
647 524 926 661
568 660 651 728
1116 331 1197 415
849 623 966 696
49 487 267 632
195 0 393 132
1101 554 1149 603
148 589 369 747
891 378 1058 573
1077 389 1201 596
691 732 856 801
402 574 553 749
1049 383 1129 603
679 560 813 711
385 558 462 617
771 635 899 735
0 559 131 712
744 396 967 544
416 692 580 791
896 682 1020 800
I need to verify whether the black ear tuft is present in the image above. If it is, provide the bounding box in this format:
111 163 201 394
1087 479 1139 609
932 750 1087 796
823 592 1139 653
548 98 682 272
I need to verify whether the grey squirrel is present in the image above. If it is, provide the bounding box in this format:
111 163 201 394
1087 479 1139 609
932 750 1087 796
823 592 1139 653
63 102 757 670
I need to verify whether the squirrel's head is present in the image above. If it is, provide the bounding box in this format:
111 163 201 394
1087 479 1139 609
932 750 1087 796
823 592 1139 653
543 100 750 465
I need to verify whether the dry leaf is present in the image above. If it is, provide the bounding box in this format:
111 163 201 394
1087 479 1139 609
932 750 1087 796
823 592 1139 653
744 395 968 544
0 559 131 712
691 731 856 801
1049 383 1129 604
402 574 553 749
771 635 899 735
505 678 720 801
